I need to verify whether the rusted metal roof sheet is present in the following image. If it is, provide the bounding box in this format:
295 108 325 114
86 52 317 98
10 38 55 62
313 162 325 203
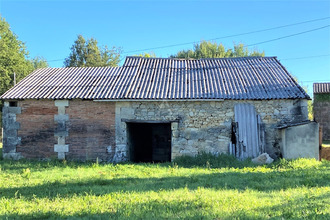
313 82 330 94
1 56 310 100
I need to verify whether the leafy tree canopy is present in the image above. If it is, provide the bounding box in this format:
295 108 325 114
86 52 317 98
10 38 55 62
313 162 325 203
135 52 157 58
64 35 121 67
171 40 264 59
30 56 49 69
0 16 34 95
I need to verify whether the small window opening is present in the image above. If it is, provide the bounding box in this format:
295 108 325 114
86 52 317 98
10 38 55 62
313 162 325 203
9 101 17 107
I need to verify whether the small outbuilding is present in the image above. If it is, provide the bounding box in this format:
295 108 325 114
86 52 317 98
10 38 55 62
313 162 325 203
1 56 310 162
313 82 330 141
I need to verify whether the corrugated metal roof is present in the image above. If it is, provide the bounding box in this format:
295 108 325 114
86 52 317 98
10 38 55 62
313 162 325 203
1 56 310 100
313 83 330 94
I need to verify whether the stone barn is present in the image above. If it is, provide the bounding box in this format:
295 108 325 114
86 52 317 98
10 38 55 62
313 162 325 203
1 56 310 162
313 83 330 141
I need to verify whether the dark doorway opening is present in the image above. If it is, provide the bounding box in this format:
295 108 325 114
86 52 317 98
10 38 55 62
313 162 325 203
127 123 171 163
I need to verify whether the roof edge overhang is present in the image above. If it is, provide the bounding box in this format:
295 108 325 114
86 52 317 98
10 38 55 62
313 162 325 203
1 97 311 102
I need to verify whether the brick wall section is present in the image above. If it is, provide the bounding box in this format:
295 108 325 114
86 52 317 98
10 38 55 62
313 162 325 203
66 100 116 161
314 100 330 140
16 100 57 159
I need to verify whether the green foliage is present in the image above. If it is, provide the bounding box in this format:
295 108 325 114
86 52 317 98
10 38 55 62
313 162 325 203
0 16 34 95
30 56 49 69
64 35 121 67
0 157 329 219
314 93 330 102
171 41 265 59
308 100 313 120
135 52 157 58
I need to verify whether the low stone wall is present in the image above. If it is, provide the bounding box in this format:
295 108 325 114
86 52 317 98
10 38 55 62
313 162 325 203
116 99 308 161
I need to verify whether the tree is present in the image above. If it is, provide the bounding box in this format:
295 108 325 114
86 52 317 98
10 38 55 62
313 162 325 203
171 40 264 59
0 16 34 95
64 35 121 67
135 52 157 58
30 56 49 69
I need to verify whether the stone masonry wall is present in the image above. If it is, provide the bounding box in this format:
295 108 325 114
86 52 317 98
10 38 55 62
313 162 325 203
314 96 330 140
116 99 308 161
2 99 307 161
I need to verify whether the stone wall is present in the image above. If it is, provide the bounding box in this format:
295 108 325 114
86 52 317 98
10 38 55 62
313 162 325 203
115 99 308 161
2 98 308 161
314 94 330 140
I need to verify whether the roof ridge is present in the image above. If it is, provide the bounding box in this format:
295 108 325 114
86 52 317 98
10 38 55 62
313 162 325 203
125 56 277 61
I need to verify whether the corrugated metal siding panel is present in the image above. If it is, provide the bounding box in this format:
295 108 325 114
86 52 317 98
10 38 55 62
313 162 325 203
313 83 330 94
1 57 310 100
234 103 260 159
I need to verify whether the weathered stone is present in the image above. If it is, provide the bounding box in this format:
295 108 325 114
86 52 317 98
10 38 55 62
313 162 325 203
171 122 179 130
8 107 21 114
121 107 134 117
58 136 66 145
58 152 66 160
54 114 69 122
3 152 23 160
54 144 69 153
58 106 66 115
54 130 69 137
251 153 274 164
55 100 69 107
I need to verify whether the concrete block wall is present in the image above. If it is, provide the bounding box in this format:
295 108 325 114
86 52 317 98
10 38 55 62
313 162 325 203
281 122 319 159
314 99 330 140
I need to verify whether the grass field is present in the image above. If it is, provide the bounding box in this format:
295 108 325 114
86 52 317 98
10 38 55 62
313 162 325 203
0 152 329 219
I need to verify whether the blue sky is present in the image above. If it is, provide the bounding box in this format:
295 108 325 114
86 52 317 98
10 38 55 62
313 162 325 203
0 0 329 96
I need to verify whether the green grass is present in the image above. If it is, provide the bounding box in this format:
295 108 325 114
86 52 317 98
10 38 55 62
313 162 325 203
0 154 329 219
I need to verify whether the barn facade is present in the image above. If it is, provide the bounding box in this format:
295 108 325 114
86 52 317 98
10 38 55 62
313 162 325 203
1 57 310 162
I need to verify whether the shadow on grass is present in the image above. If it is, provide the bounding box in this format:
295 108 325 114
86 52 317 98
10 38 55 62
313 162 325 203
253 191 330 219
1 167 329 200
